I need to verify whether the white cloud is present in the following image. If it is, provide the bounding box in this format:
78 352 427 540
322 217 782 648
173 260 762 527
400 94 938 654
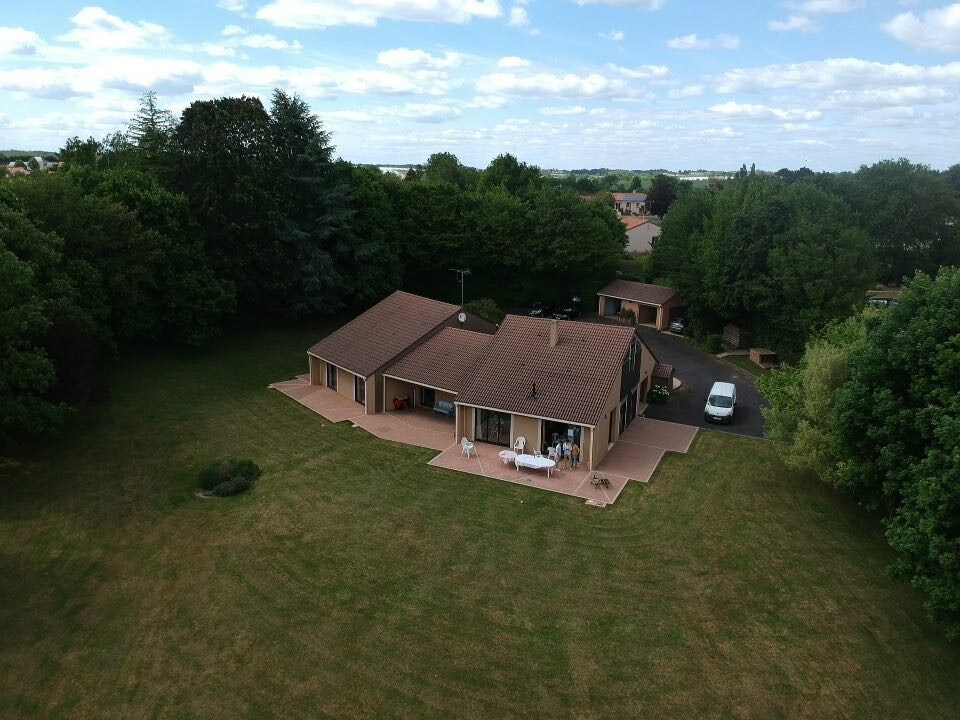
575 0 665 9
606 63 670 79
466 94 509 108
884 4 960 53
377 48 463 69
715 58 960 95
668 84 703 98
508 6 529 26
710 100 822 120
256 0 503 28
497 55 531 68
59 6 171 51
240 34 302 51
395 102 461 122
218 0 247 11
698 127 736 137
599 30 625 41
0 27 42 56
667 33 740 50
786 0 862 13
538 105 588 115
476 71 627 97
768 15 818 33
222 24 246 36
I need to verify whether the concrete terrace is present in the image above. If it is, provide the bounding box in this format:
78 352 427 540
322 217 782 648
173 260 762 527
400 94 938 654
270 376 698 505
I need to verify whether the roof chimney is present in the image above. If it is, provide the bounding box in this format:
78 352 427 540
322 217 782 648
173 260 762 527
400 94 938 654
549 319 559 348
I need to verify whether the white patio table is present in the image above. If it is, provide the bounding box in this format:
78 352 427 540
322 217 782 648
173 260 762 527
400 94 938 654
514 453 557 478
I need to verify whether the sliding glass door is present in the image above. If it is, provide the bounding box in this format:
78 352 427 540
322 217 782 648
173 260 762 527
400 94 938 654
475 409 511 446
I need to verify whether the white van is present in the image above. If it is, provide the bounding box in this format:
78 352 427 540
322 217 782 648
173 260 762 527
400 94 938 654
704 381 737 424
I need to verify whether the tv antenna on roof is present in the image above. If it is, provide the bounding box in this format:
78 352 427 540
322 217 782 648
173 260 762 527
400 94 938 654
450 268 471 306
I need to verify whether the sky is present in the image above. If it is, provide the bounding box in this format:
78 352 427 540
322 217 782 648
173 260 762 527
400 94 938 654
2 1 960 170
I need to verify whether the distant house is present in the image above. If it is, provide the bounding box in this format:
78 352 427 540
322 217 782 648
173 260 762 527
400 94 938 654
5 166 29 176
612 192 648 216
597 280 683 331
622 216 660 253
307 291 496 414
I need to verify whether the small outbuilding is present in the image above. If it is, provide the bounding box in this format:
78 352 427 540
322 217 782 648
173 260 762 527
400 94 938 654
597 280 683 331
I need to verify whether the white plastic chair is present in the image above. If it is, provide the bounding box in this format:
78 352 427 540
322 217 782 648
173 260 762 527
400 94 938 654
461 437 476 457
514 436 526 453
548 447 558 462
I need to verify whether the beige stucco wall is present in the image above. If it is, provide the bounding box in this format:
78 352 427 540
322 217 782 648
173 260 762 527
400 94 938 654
511 414 541 453
309 354 323 385
365 376 376 414
457 406 476 441
384 377 413 407
592 372 624 468
625 223 661 254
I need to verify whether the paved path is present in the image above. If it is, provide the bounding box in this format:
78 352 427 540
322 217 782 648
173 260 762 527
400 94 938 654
636 327 767 439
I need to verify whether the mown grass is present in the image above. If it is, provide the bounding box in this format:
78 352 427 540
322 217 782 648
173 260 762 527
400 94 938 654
1 324 958 719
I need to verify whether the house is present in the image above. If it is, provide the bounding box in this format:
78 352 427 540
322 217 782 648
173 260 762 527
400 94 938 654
597 279 683 331
622 216 660 253
306 291 496 414
612 192 648 216
455 315 656 470
382 326 494 411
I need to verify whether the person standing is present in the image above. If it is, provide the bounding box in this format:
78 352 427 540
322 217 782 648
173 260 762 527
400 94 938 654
571 441 581 469
562 439 572 469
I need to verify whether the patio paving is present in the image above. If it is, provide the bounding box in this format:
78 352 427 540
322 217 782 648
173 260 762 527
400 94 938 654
619 417 698 453
271 376 699 505
269 377 364 423
354 408 456 452
429 441 628 504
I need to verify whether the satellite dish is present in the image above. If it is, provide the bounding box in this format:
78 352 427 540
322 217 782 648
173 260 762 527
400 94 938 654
457 312 467 323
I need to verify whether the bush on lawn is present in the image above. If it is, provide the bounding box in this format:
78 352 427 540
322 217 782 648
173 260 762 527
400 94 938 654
198 458 261 496
704 334 723 354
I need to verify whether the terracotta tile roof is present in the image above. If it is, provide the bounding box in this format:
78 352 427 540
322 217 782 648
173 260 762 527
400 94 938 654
383 327 494 394
621 216 651 231
613 192 647 202
308 291 459 377
456 316 638 427
598 279 679 306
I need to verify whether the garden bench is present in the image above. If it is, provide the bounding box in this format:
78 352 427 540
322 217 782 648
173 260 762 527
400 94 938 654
433 400 455 417
591 472 610 488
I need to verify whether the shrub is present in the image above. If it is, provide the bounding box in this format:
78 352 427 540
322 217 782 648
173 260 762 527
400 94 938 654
617 307 636 324
210 477 253 497
649 384 670 403
197 458 261 496
704 334 723 354
463 298 504 324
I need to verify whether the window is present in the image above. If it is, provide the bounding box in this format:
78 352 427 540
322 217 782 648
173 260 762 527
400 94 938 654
475 409 511 446
355 375 365 405
326 363 338 391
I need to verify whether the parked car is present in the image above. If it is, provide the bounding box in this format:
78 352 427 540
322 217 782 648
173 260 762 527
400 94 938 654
528 302 552 318
703 381 737 424
669 317 686 334
552 296 582 320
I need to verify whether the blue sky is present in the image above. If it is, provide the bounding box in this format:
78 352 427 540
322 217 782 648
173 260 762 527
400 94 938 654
2 1 960 170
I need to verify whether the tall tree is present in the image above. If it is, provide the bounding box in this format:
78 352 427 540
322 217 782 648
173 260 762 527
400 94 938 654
647 173 680 216
170 95 277 309
824 159 960 283
126 91 175 169
0 188 79 440
833 268 960 638
269 89 351 315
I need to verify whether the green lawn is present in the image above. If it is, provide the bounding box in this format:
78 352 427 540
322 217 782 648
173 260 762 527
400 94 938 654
723 353 772 377
2 325 958 719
